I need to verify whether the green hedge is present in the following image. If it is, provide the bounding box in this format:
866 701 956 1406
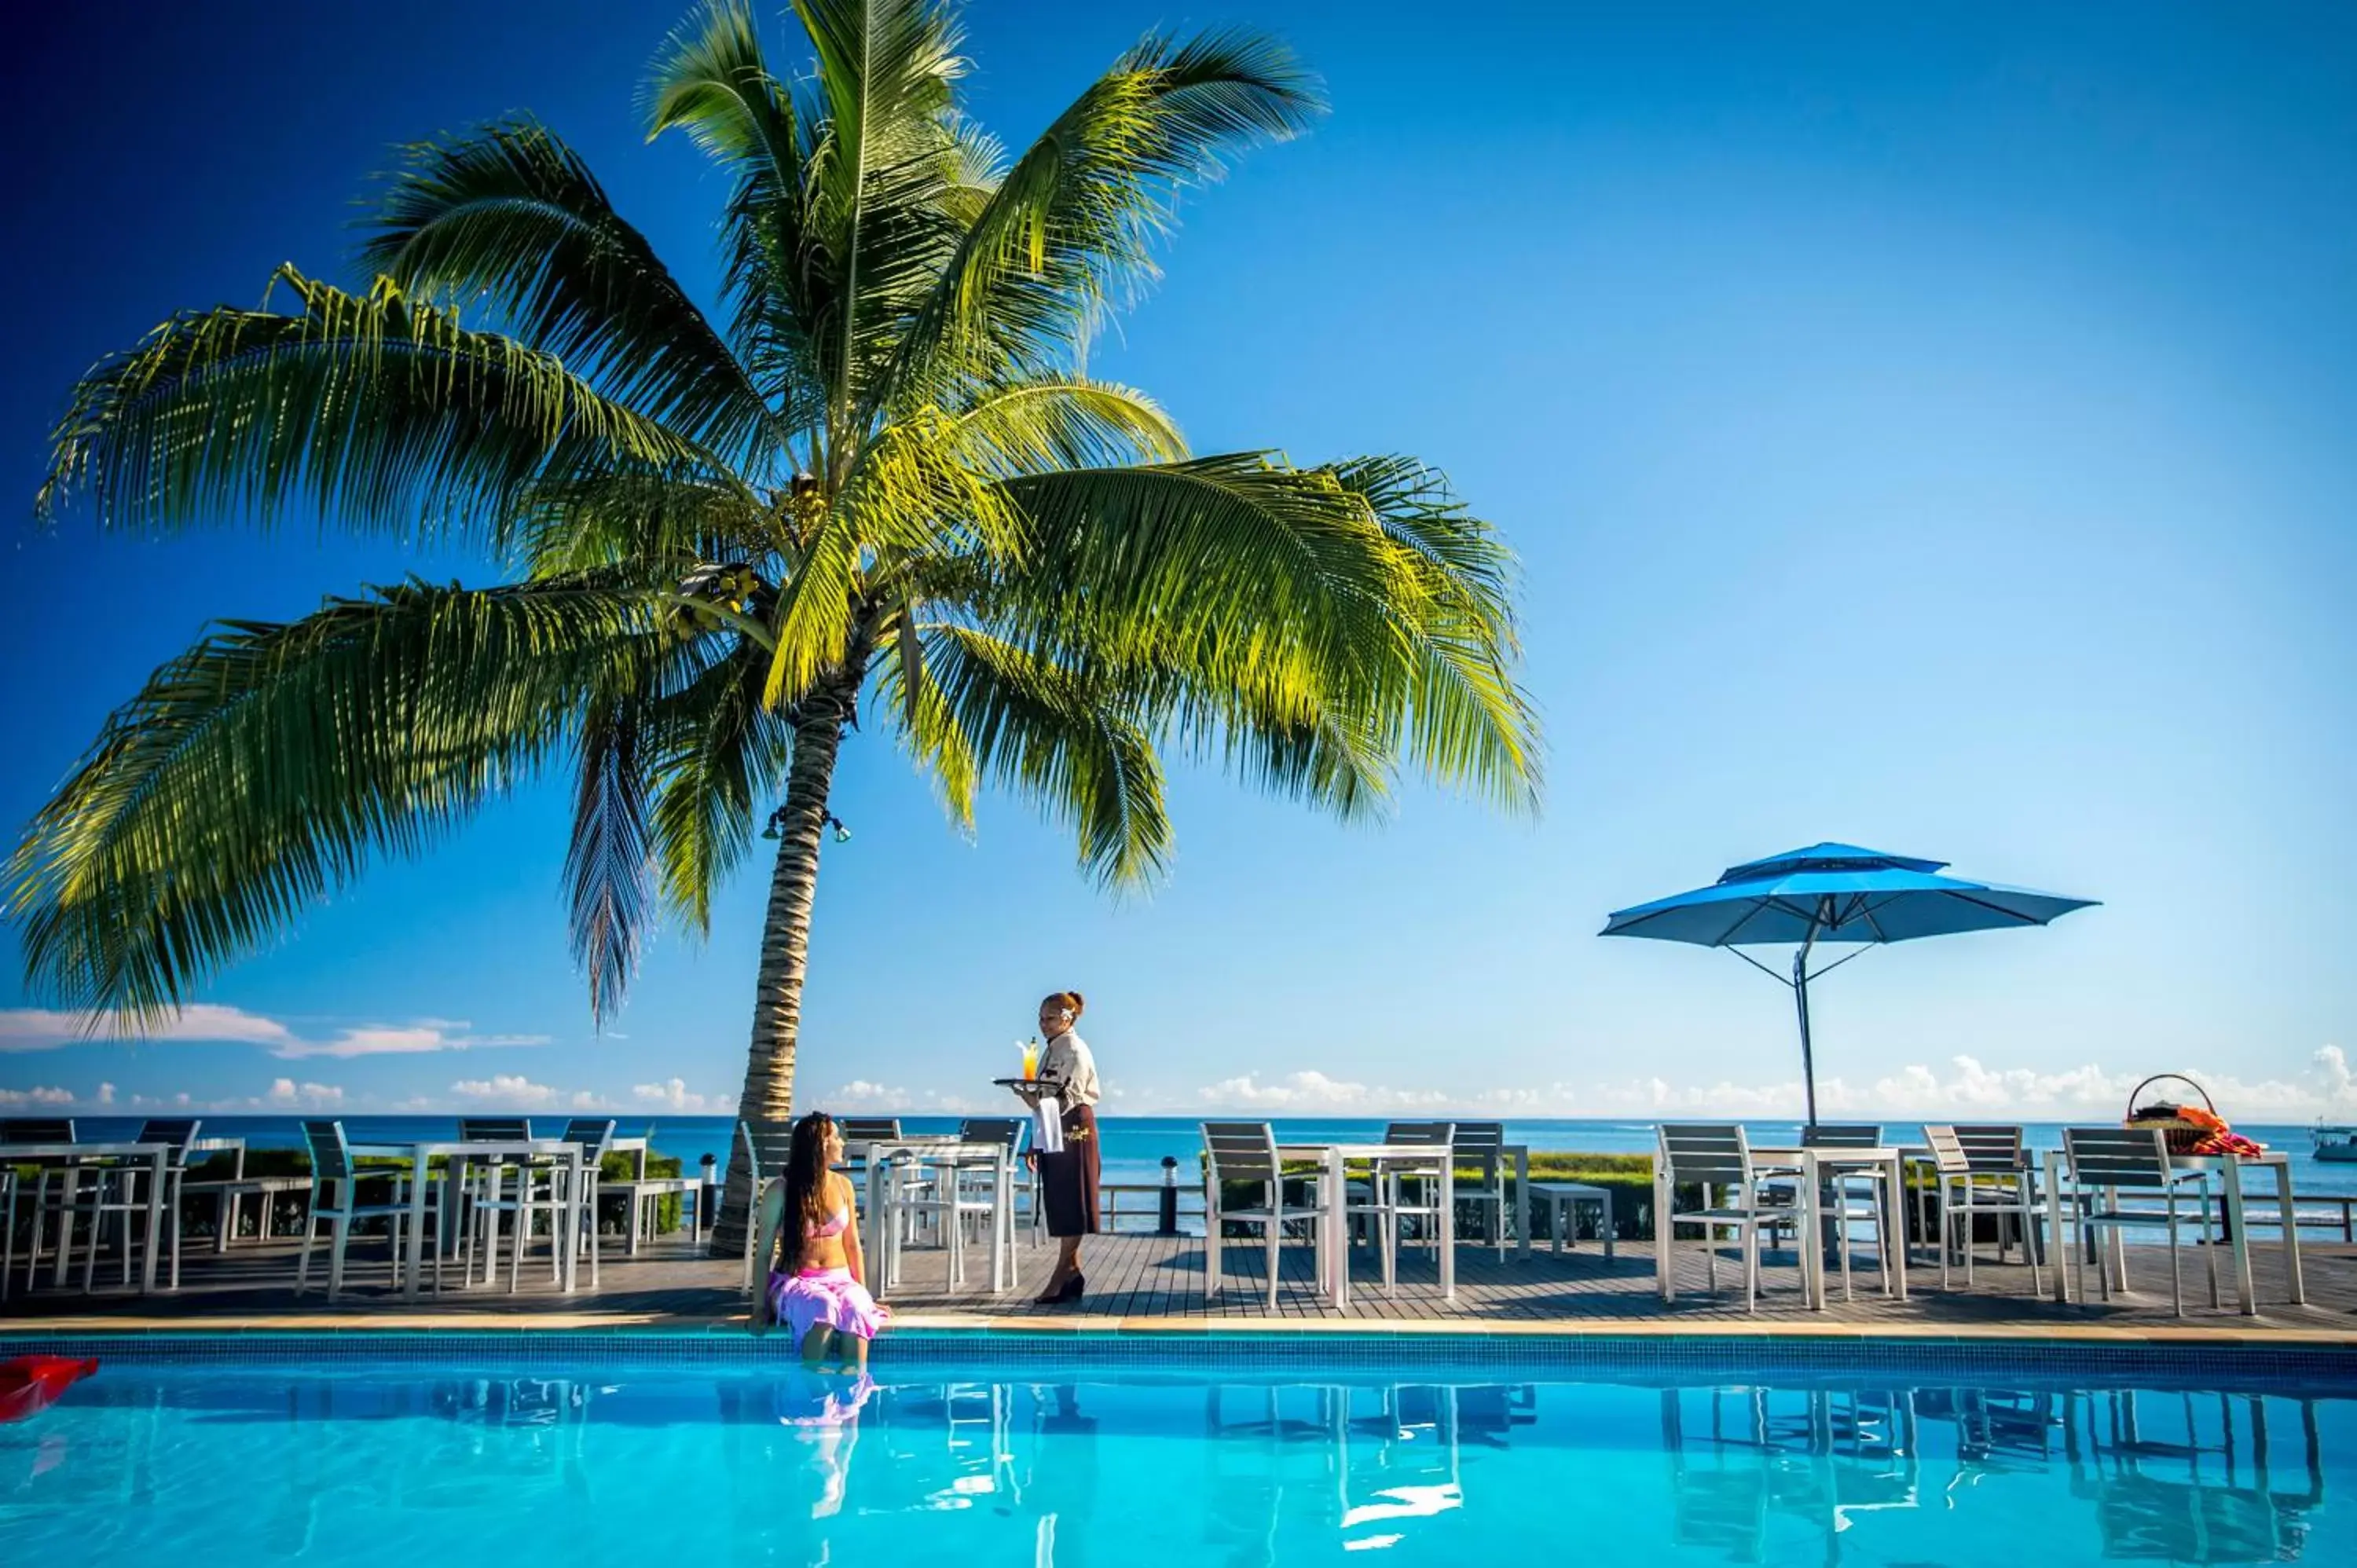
1196 1152 1933 1245
1204 1151 1669 1242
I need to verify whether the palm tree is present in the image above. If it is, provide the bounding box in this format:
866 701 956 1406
9 0 1540 1250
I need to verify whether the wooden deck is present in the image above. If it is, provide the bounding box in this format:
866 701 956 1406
6 1227 2355 1339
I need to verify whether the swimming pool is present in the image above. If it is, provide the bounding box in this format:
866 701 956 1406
5 1337 2353 1564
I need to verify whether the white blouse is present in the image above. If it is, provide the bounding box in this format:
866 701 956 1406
1039 1030 1101 1108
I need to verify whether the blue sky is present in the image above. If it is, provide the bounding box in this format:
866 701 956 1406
3 2 2354 1125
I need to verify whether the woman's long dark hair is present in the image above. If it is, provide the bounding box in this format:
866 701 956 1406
775 1111 837 1273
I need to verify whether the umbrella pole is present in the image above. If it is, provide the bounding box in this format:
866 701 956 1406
1793 946 1819 1128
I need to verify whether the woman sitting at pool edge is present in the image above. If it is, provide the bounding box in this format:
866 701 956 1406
750 1111 891 1368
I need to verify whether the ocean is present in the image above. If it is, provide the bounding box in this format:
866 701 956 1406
59 1114 2357 1197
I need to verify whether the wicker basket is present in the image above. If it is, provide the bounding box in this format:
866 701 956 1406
2124 1073 2219 1155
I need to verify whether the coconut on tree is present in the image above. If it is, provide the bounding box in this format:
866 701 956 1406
9 0 1541 1251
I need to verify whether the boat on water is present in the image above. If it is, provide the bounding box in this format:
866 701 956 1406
2314 1123 2357 1163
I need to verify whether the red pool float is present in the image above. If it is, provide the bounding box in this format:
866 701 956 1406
0 1356 98 1422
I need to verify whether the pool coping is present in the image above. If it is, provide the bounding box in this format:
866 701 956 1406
5 1311 2355 1347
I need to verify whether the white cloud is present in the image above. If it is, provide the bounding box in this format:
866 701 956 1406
95 1081 116 1105
1197 1071 1455 1113
807 1080 986 1114
261 1079 345 1108
451 1074 565 1108
0 1004 547 1058
1180 1048 2357 1121
816 1079 903 1111
633 1078 723 1112
0 1084 75 1107
1574 1047 2357 1119
0 1002 296 1051
277 1022 551 1059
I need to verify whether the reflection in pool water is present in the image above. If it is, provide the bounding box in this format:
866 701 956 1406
0 1362 2348 1566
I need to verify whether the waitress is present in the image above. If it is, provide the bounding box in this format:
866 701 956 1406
1025 990 1100 1304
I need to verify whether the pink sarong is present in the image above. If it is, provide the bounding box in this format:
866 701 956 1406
768 1266 890 1343
774 1372 877 1427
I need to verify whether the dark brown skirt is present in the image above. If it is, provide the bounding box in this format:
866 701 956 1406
1038 1102 1100 1236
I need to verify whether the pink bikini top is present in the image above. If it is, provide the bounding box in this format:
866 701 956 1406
807 1206 851 1240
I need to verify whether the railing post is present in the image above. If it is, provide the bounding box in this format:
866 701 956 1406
698 1154 717 1242
1159 1156 1180 1236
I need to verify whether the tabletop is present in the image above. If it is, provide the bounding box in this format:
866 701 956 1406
348 1138 583 1159
0 1141 174 1160
1276 1141 1461 1161
848 1138 1012 1161
2044 1147 2293 1171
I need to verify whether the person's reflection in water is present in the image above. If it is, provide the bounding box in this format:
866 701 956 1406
1031 1384 1102 1568
772 1368 877 1519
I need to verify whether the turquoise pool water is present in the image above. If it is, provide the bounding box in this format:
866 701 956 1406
5 1355 2353 1564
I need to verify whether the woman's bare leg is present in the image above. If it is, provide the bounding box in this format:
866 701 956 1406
800 1326 838 1368
1036 1235 1080 1299
846 1334 870 1374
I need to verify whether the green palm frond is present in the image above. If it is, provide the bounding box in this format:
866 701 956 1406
951 377 1185 475
941 115 1006 226
509 471 778 576
1330 457 1539 813
6 580 662 1024
567 694 653 1024
889 27 1321 408
38 266 721 541
759 503 865 709
793 0 970 454
642 0 827 432
997 454 1413 663
996 452 1538 815
361 117 788 460
873 603 977 827
924 625 1168 886
646 642 788 932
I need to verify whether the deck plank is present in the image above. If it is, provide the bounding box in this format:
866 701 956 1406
7 1226 2352 1336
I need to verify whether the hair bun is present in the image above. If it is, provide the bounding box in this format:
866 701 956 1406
1066 991 1085 1017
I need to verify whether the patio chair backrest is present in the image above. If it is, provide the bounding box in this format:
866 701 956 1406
559 1118 617 1159
2062 1127 2176 1190
1923 1124 1974 1176
302 1119 354 1181
458 1117 531 1143
1452 1121 1505 1172
839 1117 902 1143
0 1119 75 1145
739 1118 797 1185
1382 1121 1454 1146
1952 1124 2027 1172
1203 1122 1280 1184
1658 1123 1753 1186
136 1118 203 1167
1801 1123 1882 1149
957 1117 1026 1152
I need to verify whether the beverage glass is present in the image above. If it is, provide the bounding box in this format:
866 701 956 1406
1020 1039 1041 1079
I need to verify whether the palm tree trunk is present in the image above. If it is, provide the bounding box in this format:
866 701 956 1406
709 665 862 1256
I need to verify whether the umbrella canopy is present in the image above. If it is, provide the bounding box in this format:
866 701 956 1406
1600 843 2097 1123
1601 842 2097 947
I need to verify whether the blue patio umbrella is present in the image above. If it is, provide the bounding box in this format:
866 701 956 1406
1600 843 2097 1124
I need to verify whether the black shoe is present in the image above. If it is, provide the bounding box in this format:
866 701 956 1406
1058 1271 1086 1303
